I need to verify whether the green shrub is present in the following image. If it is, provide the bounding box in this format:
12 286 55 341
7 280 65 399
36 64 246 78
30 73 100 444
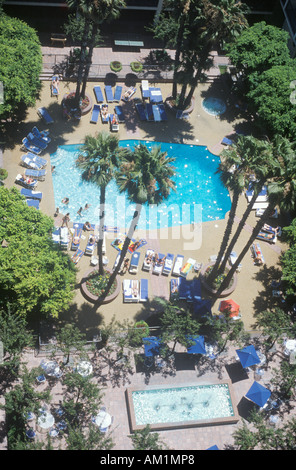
0 169 8 181
110 61 122 72
130 61 143 73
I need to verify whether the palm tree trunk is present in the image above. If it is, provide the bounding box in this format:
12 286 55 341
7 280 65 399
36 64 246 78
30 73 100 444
207 188 240 286
75 17 91 104
97 186 106 275
214 203 276 298
217 181 265 276
172 11 187 100
81 23 98 99
98 204 142 303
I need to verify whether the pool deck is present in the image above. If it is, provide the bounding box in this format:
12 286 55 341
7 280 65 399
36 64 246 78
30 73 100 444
1 47 290 450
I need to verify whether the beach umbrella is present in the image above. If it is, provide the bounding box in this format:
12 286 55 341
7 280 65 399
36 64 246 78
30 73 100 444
245 381 271 407
206 445 219 450
186 335 207 355
236 345 261 369
219 299 240 319
143 337 161 357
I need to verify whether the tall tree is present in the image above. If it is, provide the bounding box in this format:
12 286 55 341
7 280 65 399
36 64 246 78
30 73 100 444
101 143 176 301
76 132 129 274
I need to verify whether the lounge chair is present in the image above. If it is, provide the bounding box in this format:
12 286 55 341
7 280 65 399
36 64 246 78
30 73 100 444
191 278 202 301
60 227 69 249
179 278 192 301
246 184 268 203
105 85 114 102
129 251 140 274
142 249 154 271
193 298 212 318
15 174 38 189
71 224 83 250
21 153 47 169
221 137 233 146
115 105 125 122
256 231 277 244
122 86 136 102
26 199 40 209
85 234 97 255
37 107 54 124
229 251 242 272
93 86 104 103
135 102 147 121
256 208 278 219
25 168 46 181
22 137 42 155
114 85 122 102
20 188 43 200
101 104 109 123
32 127 51 144
251 242 265 265
170 278 180 300
172 254 184 276
71 248 84 264
180 258 196 277
159 104 168 121
140 279 148 302
128 238 147 253
149 87 163 104
146 103 154 121
51 76 59 97
90 104 100 124
52 228 60 244
153 253 165 275
109 113 119 132
152 105 161 122
176 110 189 120
123 279 139 302
262 224 282 237
162 253 174 275
27 132 48 149
141 80 149 99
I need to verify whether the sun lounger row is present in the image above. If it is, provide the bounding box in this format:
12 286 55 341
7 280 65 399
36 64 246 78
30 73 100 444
93 85 123 104
52 227 70 249
123 279 148 303
142 251 196 277
21 153 47 170
135 101 167 122
91 104 124 125
170 277 201 302
22 127 51 155
140 81 163 103
15 173 38 189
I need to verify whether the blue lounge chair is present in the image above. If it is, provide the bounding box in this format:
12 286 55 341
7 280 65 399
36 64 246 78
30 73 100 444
193 298 212 318
15 174 38 189
22 137 42 155
153 253 165 275
90 104 100 123
21 153 47 168
27 132 48 149
123 279 140 302
109 114 119 131
191 278 202 301
51 76 59 97
162 253 174 275
170 278 180 300
94 86 104 103
129 251 140 274
37 107 54 124
71 225 83 251
105 85 114 102
85 234 96 255
135 102 147 121
52 228 60 244
152 105 161 122
26 199 40 209
25 168 46 181
115 105 125 122
221 137 233 146
140 279 148 302
146 103 154 121
114 85 122 101
101 104 109 123
141 80 149 99
159 104 168 121
149 87 163 104
71 248 84 264
21 188 43 200
179 277 192 301
32 126 51 144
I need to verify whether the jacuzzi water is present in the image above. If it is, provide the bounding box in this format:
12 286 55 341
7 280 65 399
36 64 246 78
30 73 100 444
132 384 235 425
202 97 226 116
50 140 231 230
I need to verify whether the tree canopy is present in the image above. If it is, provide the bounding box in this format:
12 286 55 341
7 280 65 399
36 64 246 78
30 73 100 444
0 9 42 121
0 187 76 319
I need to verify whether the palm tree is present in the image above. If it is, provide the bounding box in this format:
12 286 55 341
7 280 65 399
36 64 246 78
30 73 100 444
215 135 296 297
207 136 273 286
101 143 176 301
76 132 130 274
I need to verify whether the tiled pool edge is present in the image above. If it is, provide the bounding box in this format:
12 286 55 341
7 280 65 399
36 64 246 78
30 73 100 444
126 380 239 432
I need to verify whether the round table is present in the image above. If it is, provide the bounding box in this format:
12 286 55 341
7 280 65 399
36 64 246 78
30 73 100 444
94 411 112 430
284 339 296 355
37 412 55 433
41 360 62 377
77 361 93 377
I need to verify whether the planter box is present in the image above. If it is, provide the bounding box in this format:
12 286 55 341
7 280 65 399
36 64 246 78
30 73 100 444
200 262 237 297
80 268 121 304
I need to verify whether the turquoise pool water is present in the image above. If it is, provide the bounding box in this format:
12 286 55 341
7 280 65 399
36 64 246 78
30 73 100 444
50 140 231 230
132 384 235 425
202 97 226 116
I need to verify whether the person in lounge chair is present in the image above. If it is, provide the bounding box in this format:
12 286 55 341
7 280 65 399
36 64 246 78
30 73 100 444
263 224 280 234
122 258 129 275
83 221 92 231
253 243 263 265
52 75 60 93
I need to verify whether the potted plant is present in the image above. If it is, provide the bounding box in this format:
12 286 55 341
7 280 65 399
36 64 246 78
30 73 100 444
130 61 143 73
110 61 122 73
0 169 8 182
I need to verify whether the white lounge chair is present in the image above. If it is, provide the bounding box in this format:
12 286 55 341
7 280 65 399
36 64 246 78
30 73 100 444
153 253 165 275
162 253 174 276
180 258 196 278
172 254 184 276
142 249 154 271
123 279 139 302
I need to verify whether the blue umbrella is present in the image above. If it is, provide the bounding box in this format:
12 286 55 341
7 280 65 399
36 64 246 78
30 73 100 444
236 345 261 369
143 337 161 357
245 381 271 407
186 335 207 355
206 445 219 450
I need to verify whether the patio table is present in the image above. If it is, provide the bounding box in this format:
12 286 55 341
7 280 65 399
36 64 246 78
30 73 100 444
41 360 62 377
77 361 93 377
94 410 112 430
37 412 55 433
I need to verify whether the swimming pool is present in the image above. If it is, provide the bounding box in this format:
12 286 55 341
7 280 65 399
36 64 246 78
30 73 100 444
126 381 239 431
50 141 231 230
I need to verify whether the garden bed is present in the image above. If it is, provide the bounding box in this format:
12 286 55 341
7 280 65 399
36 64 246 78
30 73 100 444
62 91 93 117
81 268 121 304
200 262 237 297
